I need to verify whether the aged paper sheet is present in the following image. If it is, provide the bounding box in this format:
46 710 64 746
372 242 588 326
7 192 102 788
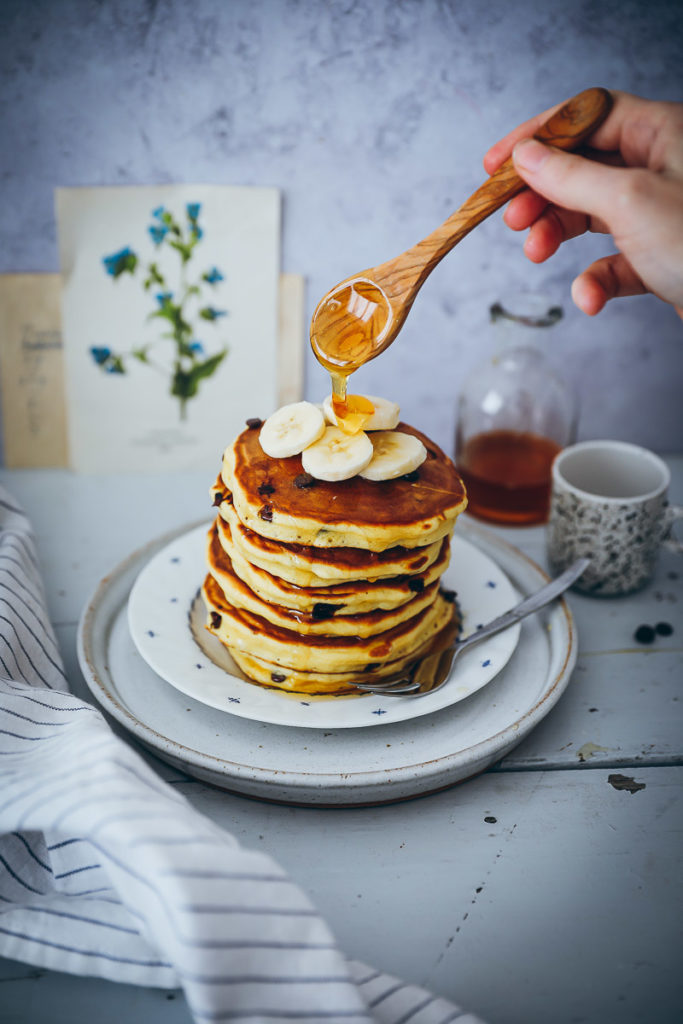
0 271 304 469
0 274 68 468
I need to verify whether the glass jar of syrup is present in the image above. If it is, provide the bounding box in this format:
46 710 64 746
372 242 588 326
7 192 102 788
454 294 577 526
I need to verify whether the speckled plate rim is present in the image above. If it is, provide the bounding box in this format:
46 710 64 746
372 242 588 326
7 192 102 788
77 520 578 804
125 522 521 729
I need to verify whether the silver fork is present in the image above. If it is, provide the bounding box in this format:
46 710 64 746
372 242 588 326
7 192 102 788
352 557 590 697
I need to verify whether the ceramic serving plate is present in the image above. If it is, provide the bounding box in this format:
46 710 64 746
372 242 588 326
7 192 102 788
78 519 577 805
126 523 521 729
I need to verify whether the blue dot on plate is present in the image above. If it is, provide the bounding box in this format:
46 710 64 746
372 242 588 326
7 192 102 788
195 663 203 670
372 708 387 716
482 658 491 668
228 697 241 704
486 580 497 589
146 630 156 638
170 556 181 564
300 701 310 706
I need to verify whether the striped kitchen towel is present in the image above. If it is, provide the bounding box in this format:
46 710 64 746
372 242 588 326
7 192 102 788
0 486 484 1024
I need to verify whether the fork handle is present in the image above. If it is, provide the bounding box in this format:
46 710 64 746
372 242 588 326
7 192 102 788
457 556 591 655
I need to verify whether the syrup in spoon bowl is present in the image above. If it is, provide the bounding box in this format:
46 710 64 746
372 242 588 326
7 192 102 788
309 277 396 422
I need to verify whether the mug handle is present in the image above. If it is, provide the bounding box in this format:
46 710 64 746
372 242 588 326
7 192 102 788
663 504 683 554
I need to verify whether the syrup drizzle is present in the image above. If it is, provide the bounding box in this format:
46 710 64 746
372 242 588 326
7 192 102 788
310 278 393 430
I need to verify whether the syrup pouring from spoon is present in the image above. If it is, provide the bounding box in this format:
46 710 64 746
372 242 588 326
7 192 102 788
310 87 613 419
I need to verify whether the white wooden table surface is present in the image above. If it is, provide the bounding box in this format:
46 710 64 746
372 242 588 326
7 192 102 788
1 459 681 1024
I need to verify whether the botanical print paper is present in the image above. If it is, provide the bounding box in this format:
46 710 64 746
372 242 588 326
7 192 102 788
57 185 281 473
0 274 68 468
0 270 303 470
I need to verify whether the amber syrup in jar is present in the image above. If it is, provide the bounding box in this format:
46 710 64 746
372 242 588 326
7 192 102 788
455 296 576 526
457 429 562 525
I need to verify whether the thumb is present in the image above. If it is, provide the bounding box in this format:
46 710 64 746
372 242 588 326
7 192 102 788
512 138 622 225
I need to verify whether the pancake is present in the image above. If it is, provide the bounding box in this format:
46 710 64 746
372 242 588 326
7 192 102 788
202 572 456 683
220 421 466 551
214 510 451 612
206 522 441 636
229 607 461 696
228 646 438 695
212 482 446 586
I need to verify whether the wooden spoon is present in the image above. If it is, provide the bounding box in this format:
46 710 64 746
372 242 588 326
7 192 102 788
310 87 612 399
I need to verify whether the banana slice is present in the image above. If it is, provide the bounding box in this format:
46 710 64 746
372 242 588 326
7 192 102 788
301 426 374 482
359 430 427 481
323 393 400 431
259 402 325 459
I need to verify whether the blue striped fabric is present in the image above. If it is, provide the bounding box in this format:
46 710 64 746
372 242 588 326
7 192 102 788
0 488 484 1024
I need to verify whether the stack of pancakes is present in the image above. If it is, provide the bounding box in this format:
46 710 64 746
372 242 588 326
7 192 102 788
202 420 467 695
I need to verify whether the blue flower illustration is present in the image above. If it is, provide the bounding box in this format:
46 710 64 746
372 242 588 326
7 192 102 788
95 203 228 418
200 306 227 321
102 246 137 278
90 346 111 365
149 223 168 245
203 267 224 284
89 347 124 374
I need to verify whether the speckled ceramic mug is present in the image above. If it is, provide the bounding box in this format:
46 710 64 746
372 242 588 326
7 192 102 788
547 440 682 596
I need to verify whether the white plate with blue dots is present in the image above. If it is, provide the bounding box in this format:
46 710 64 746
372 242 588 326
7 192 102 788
126 522 521 729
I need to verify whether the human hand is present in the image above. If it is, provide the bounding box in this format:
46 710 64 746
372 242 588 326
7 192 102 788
484 90 683 318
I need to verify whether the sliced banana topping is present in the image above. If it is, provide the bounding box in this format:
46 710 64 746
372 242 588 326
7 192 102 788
259 402 325 459
257 398 420 484
359 430 427 481
301 426 374 482
323 393 400 432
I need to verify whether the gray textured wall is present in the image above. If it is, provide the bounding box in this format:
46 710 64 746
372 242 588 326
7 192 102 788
2 0 682 458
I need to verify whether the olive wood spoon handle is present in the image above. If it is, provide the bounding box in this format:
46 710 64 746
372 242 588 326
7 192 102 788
311 87 613 372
